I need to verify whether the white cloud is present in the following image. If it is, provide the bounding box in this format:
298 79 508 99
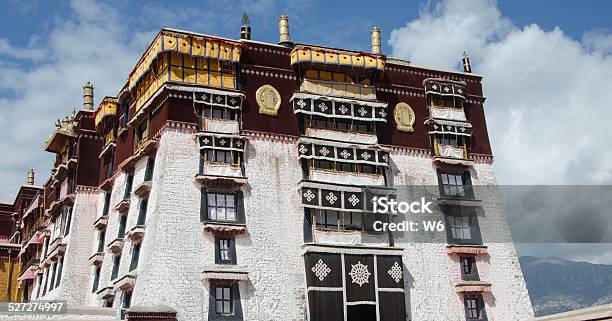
0 0 145 200
388 0 612 185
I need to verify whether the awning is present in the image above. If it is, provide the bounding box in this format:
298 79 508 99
202 271 249 281
192 90 243 110
198 134 246 152
298 141 389 167
26 232 44 246
424 79 466 99
455 281 492 293
94 97 118 131
299 181 394 212
292 92 388 123
426 119 472 137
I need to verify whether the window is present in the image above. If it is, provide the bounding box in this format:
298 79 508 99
129 243 141 272
135 120 149 148
118 215 127 238
214 285 233 315
144 157 155 181
36 275 43 299
464 294 487 320
97 230 106 253
106 151 115 180
438 171 473 198
207 193 236 222
52 214 63 240
206 150 237 164
430 95 463 109
104 298 114 308
54 257 64 288
42 269 49 296
313 159 333 170
124 174 134 200
111 255 121 281
215 238 236 265
137 199 148 226
337 162 355 172
120 291 132 320
437 135 459 146
102 193 111 216
92 266 101 293
48 262 56 291
315 210 363 231
121 103 129 128
202 105 236 120
309 116 373 134
460 256 479 281
360 164 376 174
446 215 482 245
63 207 73 236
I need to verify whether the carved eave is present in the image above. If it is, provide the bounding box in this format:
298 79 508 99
45 200 63 217
202 223 247 236
195 174 248 187
93 215 109 230
89 252 105 265
114 199 131 214
99 176 115 192
455 281 492 293
107 238 124 254
61 193 76 206
113 274 137 292
446 245 488 256
96 286 115 300
134 181 152 198
127 225 146 243
98 142 116 159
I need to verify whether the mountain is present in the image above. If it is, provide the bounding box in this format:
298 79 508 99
519 256 612 316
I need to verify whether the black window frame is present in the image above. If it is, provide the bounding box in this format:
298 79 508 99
437 170 474 199
97 230 106 253
460 256 480 281
54 257 64 288
102 192 111 216
123 174 134 200
136 199 148 226
117 214 128 239
215 237 237 265
129 243 141 272
144 157 155 181
464 294 487 320
445 214 482 245
92 266 101 293
214 284 234 316
111 255 121 281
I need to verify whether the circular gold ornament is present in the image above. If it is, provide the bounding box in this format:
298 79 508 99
256 84 281 116
394 102 415 132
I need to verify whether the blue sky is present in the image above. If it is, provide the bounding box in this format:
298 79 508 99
0 0 611 263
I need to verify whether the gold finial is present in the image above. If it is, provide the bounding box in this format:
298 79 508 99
240 14 251 40
83 81 94 111
371 27 382 54
278 15 291 46
27 169 34 185
462 51 472 73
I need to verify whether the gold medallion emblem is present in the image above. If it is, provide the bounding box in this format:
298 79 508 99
256 84 281 116
394 102 415 132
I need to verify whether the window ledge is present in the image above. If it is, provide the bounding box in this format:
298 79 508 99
195 174 248 186
93 215 109 230
114 199 131 214
446 245 488 256
134 181 152 198
202 222 247 236
89 252 105 266
95 286 115 300
107 238 124 254
127 225 146 243
436 197 481 207
99 176 115 192
455 281 491 293
113 273 137 292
